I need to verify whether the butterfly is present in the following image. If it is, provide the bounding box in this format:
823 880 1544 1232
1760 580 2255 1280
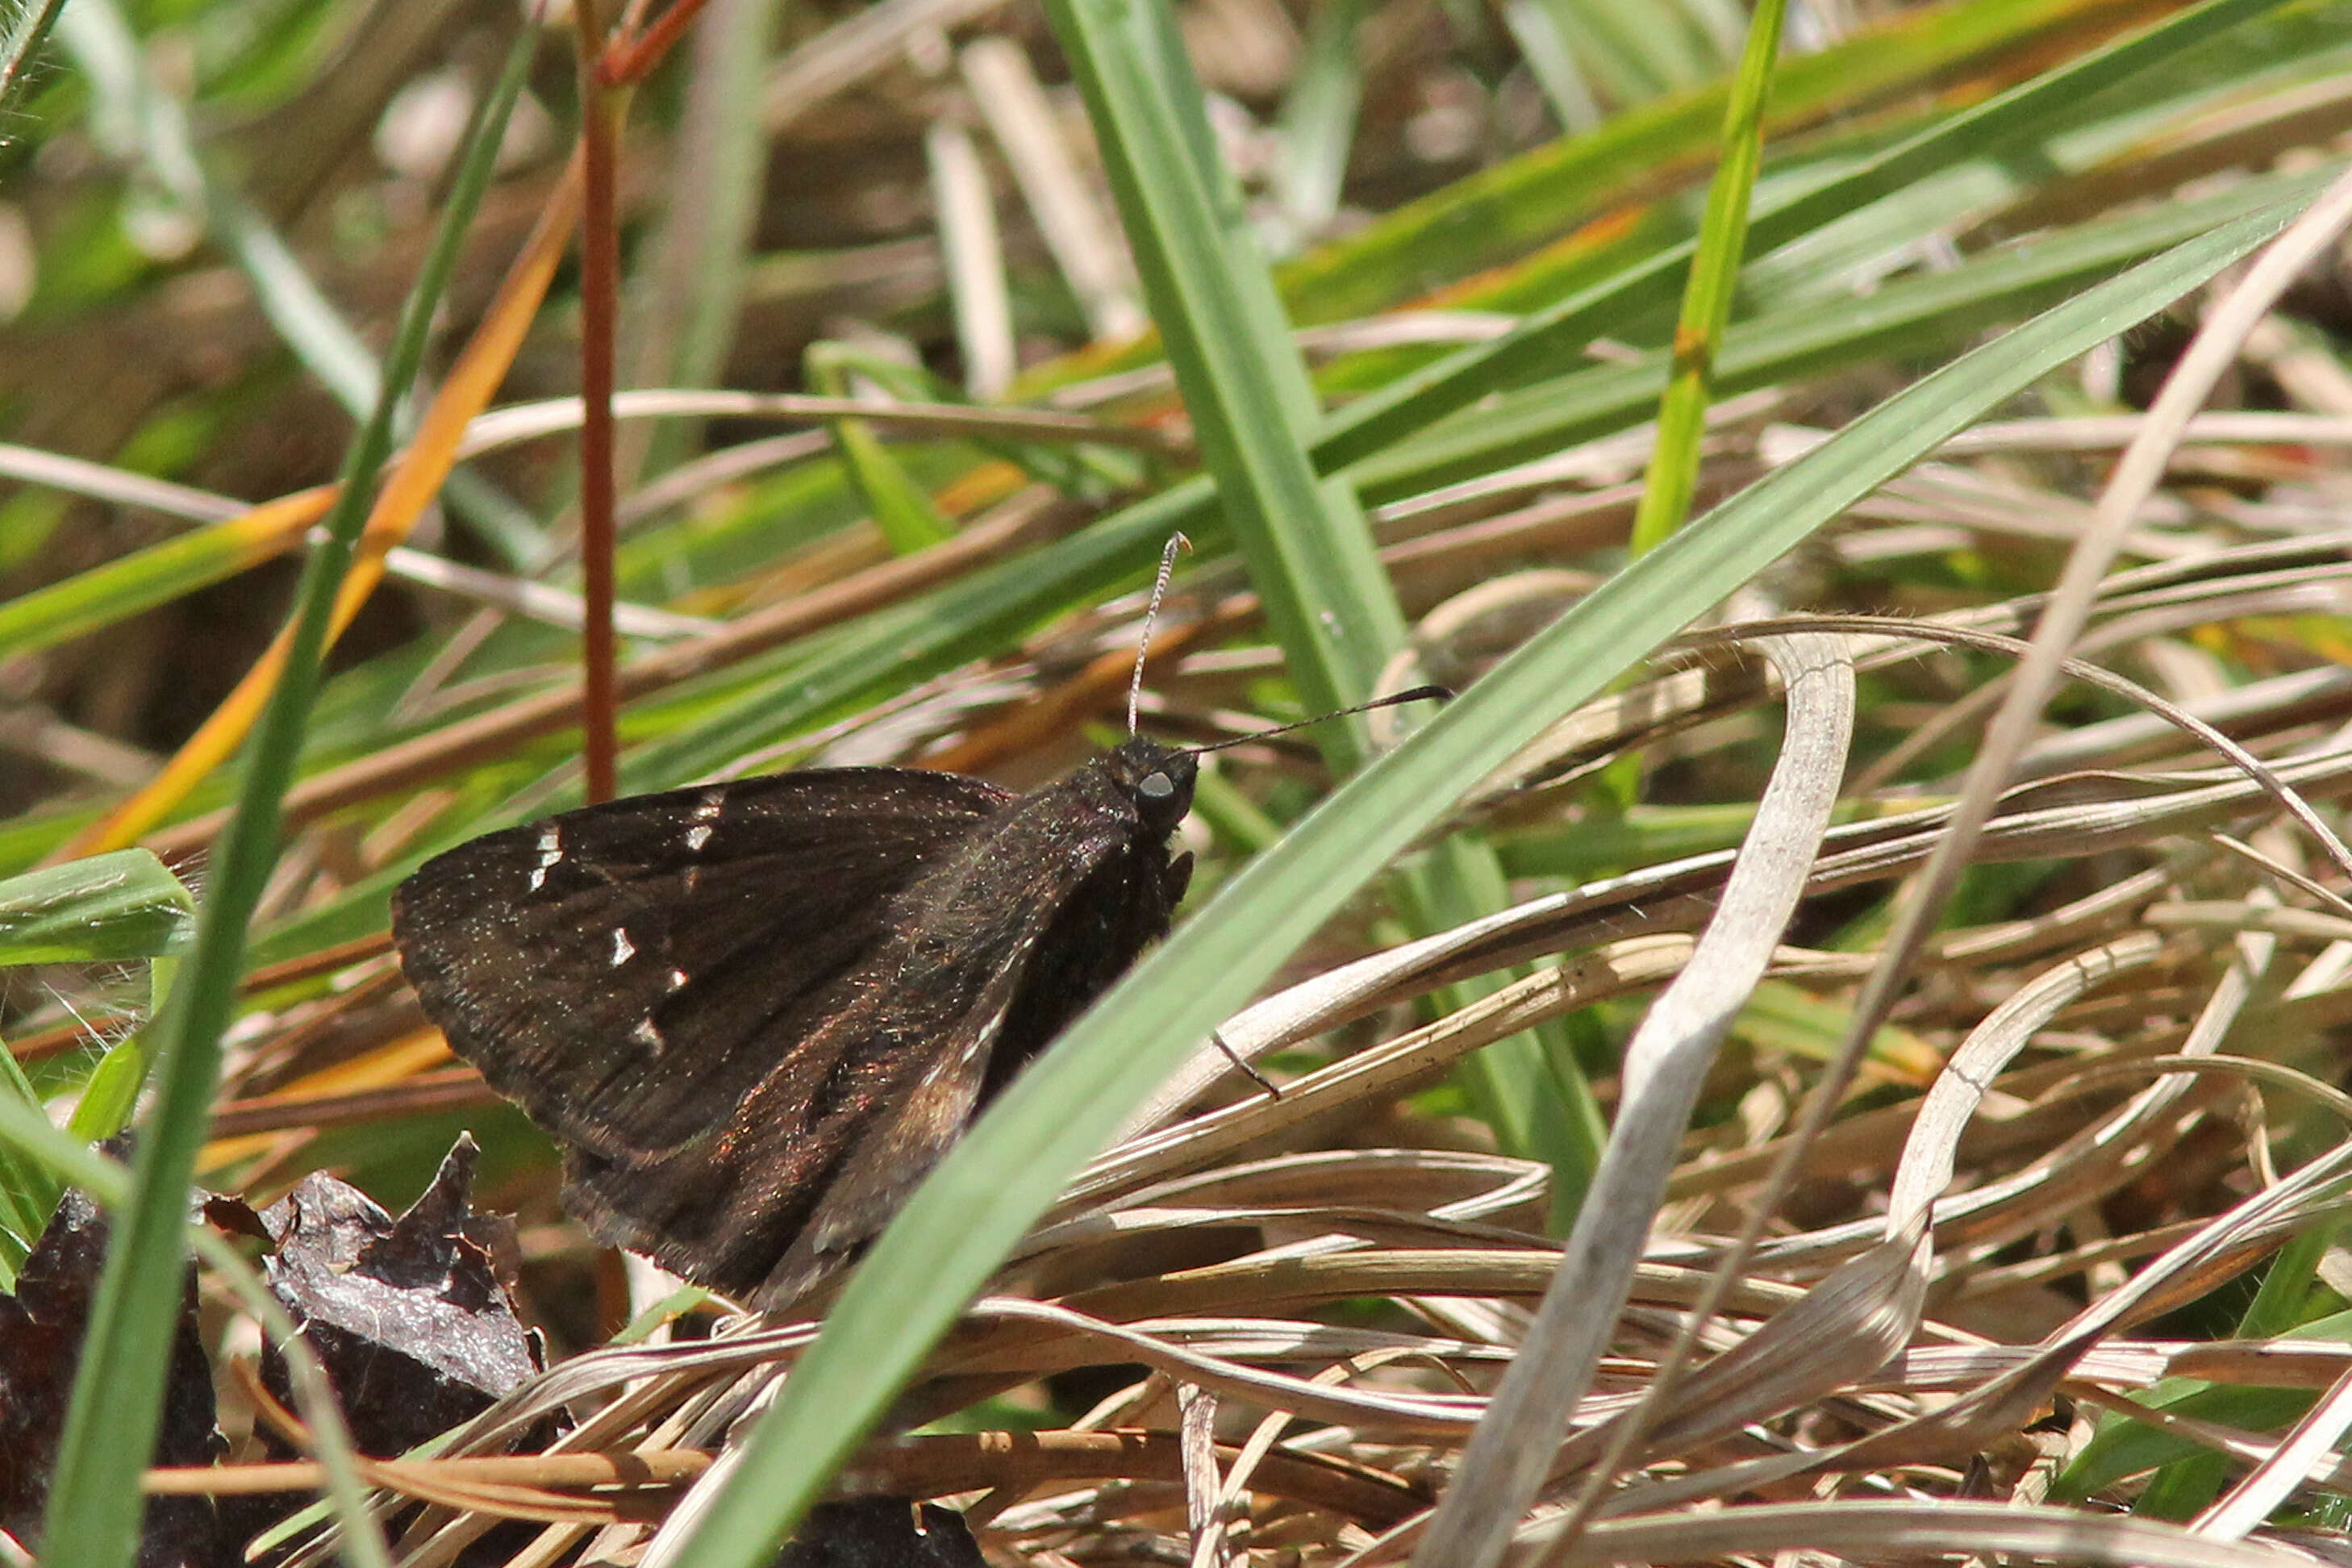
390 736 1200 1310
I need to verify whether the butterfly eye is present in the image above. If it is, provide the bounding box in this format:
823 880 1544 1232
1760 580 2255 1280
1139 771 1177 801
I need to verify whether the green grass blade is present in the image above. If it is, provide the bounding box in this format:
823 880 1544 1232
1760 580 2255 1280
2133 1216 2337 1517
1053 0 1595 1193
1270 0 1372 238
1628 0 1784 553
1048 0 1400 723
0 1080 123 1294
33 30 536 1566
1313 0 2297 471
0 850 191 965
663 178 2294 1568
805 342 956 553
1499 0 1602 131
0 503 306 663
0 1040 60 1286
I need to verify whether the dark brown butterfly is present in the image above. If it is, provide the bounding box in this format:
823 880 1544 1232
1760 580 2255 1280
390 736 1199 1310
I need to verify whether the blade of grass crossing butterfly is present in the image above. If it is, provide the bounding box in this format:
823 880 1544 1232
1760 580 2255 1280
658 116 2308 1568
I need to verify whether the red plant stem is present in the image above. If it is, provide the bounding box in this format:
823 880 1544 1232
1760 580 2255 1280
598 0 713 85
574 2 621 803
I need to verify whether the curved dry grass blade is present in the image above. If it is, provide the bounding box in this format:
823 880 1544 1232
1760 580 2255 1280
1411 634 1854 1568
1176 1382 1225 1568
454 389 1172 452
1890 934 2174 1237
2195 1364 2352 1537
1733 933 2271 1276
1532 935 2167 1503
956 1298 1483 1432
2041 1053 2352 1133
1089 939 1698 1202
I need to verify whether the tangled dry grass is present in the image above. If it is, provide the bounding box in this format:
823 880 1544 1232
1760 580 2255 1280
6 0 2352 1564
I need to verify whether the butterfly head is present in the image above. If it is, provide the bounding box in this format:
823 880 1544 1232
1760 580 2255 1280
1104 736 1198 836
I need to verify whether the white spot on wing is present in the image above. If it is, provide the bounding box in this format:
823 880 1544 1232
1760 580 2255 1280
685 824 714 853
611 928 636 966
632 1017 664 1053
528 824 563 892
667 967 688 991
694 790 724 821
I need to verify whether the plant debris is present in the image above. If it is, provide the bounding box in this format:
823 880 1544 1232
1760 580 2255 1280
0 1186 231 1568
255 1136 540 1459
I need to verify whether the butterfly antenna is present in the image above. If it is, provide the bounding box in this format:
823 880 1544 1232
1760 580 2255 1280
1128 532 1191 735
1185 685 1452 756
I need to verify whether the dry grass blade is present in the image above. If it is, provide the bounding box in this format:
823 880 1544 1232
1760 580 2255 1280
2199 1366 2352 1537
1177 1382 1227 1566
960 36 1144 341
1412 633 1855 1566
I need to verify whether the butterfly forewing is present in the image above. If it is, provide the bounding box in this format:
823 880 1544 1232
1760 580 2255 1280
391 768 1011 1159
